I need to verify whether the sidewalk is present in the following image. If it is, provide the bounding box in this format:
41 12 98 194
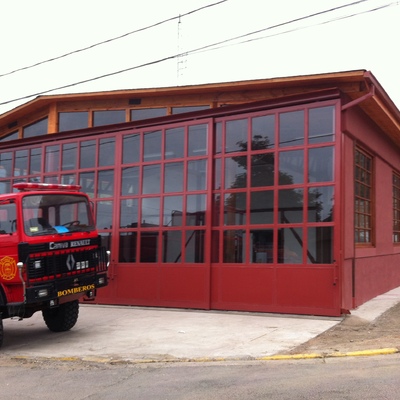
2 286 400 363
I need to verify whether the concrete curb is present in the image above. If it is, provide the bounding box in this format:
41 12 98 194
10 347 399 365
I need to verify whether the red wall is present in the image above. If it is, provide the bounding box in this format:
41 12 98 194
342 106 400 309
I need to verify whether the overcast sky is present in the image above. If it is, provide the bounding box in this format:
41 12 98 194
0 0 399 115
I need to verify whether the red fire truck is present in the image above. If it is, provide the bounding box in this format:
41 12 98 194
0 182 109 347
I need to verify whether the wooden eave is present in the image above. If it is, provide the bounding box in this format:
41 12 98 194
1 69 399 146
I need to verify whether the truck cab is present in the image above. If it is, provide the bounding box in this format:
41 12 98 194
0 182 109 347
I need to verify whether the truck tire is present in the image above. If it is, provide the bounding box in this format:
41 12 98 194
42 300 79 332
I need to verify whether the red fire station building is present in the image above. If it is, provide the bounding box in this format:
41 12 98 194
1 70 400 316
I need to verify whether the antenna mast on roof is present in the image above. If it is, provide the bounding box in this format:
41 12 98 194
177 15 188 85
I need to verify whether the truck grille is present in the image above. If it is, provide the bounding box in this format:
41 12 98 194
27 248 98 280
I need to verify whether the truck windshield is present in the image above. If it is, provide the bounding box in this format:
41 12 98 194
22 194 95 236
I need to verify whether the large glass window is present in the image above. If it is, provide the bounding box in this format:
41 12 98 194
23 118 48 138
131 108 167 121
165 127 184 159
15 150 28 176
309 106 335 144
279 150 304 185
164 162 184 193
188 124 208 156
185 230 205 263
121 167 139 196
162 231 182 262
226 119 247 153
224 192 246 225
59 112 88 132
143 131 162 161
252 114 275 150
355 148 373 244
120 199 139 228
225 156 247 189
141 197 160 226
80 140 96 169
93 110 125 127
279 111 304 147
45 145 60 173
187 194 206 226
309 146 334 182
99 138 115 167
250 191 274 224
163 196 183 226
62 143 77 171
123 134 140 164
187 159 207 191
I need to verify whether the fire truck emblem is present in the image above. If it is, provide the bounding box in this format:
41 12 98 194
0 256 17 281
66 254 75 271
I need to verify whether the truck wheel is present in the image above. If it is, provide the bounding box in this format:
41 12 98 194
42 300 79 332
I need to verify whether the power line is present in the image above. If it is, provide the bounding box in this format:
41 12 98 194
0 0 395 107
0 0 228 79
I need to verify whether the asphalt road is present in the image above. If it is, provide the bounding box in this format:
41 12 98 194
0 354 399 399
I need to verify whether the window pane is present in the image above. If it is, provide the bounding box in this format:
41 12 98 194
187 194 206 226
62 143 77 171
214 158 221 190
123 134 140 164
278 228 303 264
278 150 304 184
224 192 246 225
23 118 48 138
307 227 333 264
162 231 182 262
185 230 205 263
309 146 334 182
30 148 42 175
120 198 138 228
97 170 114 198
251 153 274 187
226 119 247 153
163 196 183 226
119 232 137 262
279 111 304 147
164 162 184 193
309 106 335 144
308 186 334 222
45 145 60 172
165 127 184 159
225 156 247 189
142 164 161 194
278 189 303 223
99 138 115 167
121 166 139 196
250 191 274 224
140 232 158 262
59 112 88 132
251 114 275 150
61 174 76 185
0 152 12 177
187 159 207 191
143 130 162 161
223 230 245 263
131 108 166 121
188 124 207 156
141 197 160 226
96 200 113 229
80 172 95 197
93 110 125 127
80 140 96 169
250 229 273 263
15 150 28 176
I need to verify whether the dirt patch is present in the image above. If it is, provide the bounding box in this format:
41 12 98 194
284 302 400 355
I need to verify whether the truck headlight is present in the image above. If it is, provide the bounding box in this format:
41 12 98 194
38 289 48 298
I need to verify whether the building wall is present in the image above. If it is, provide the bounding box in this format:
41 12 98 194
342 106 400 307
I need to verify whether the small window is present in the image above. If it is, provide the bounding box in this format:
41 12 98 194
171 106 208 114
355 148 373 244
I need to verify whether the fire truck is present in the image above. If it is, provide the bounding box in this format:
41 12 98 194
0 182 109 347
